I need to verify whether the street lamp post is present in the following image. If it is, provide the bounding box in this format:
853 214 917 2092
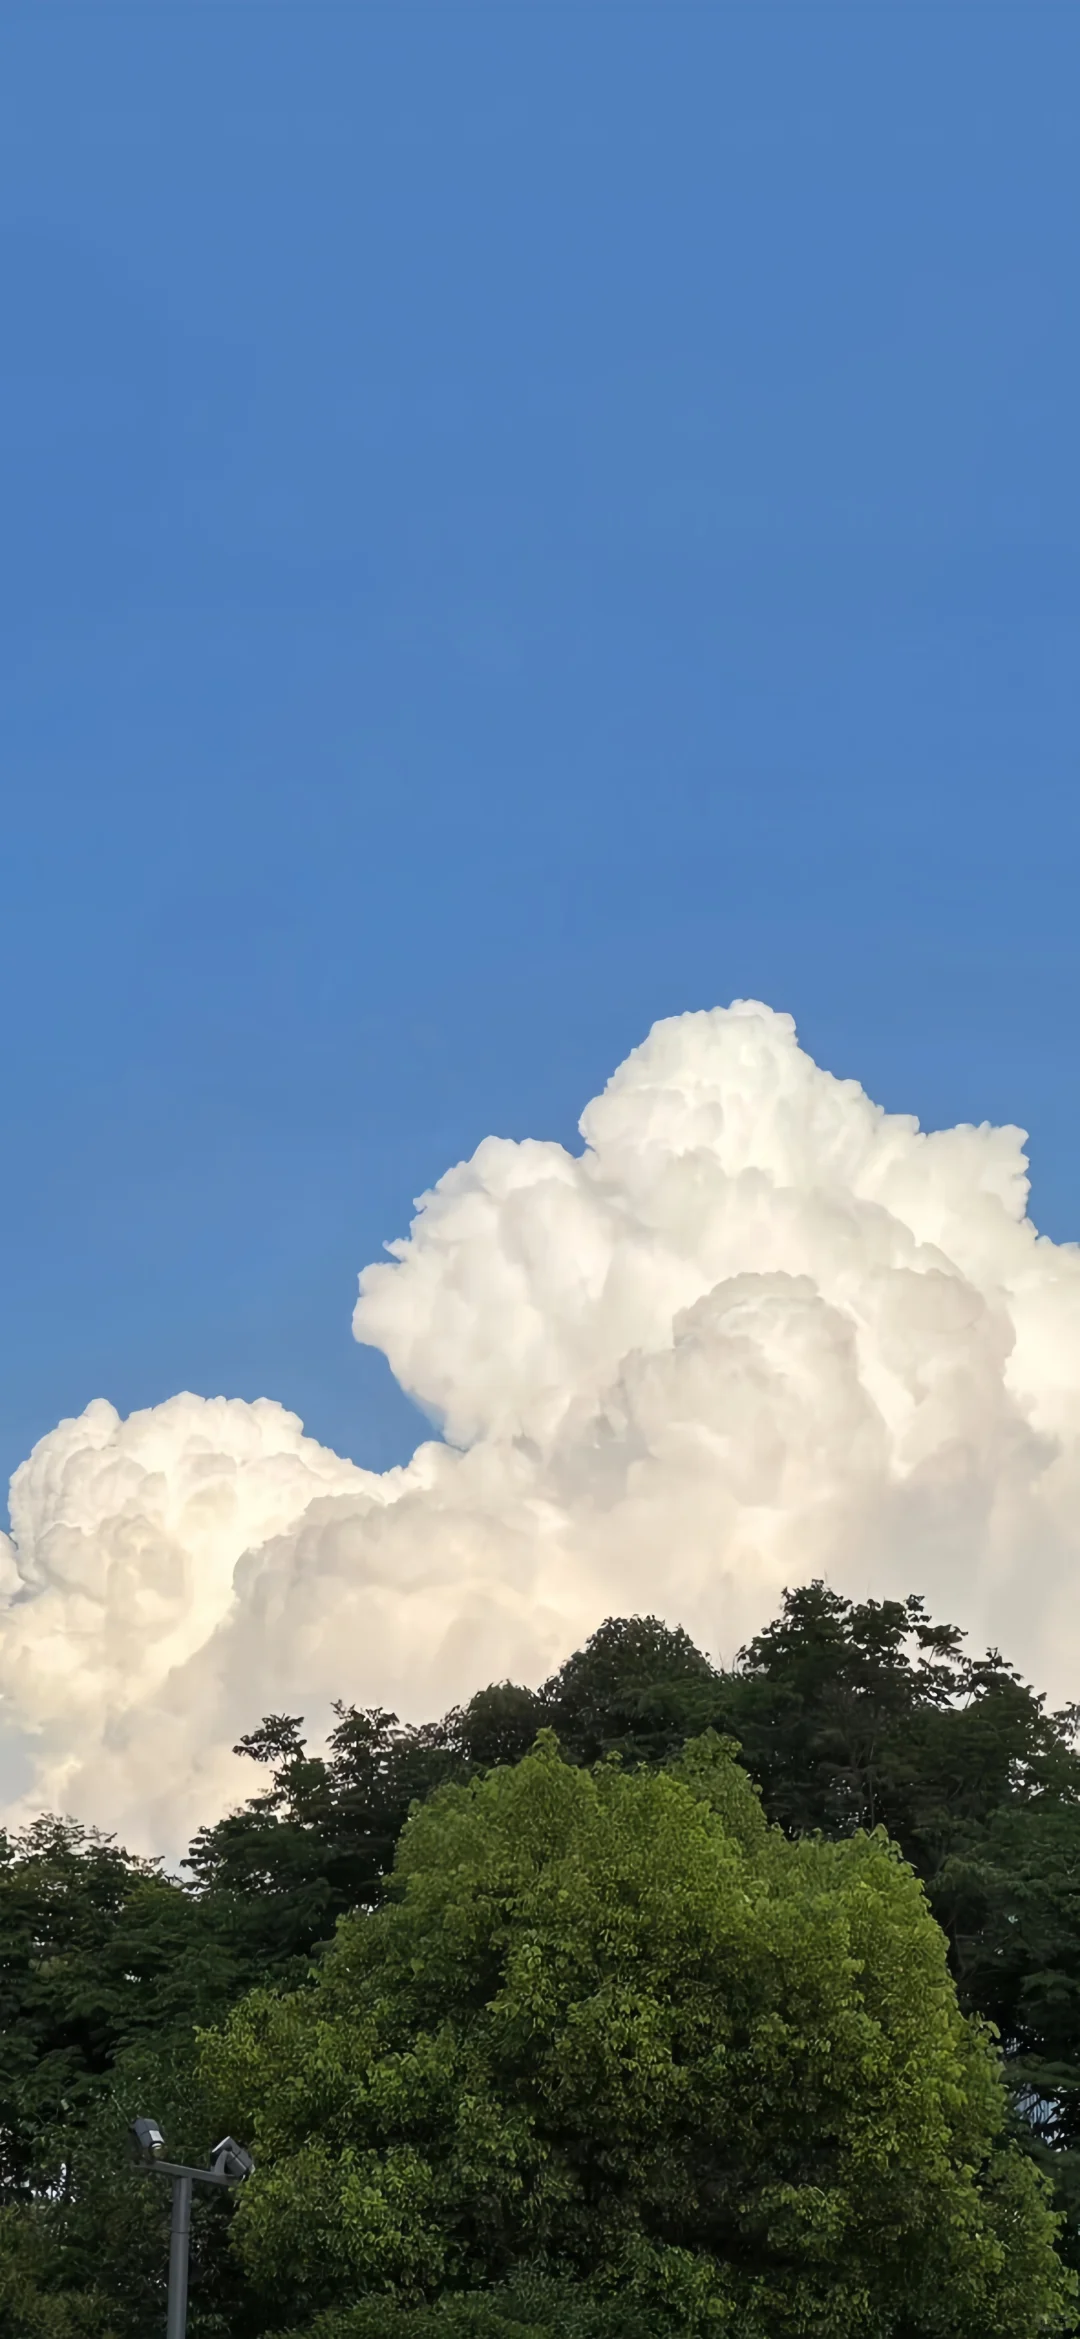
131 2119 254 2339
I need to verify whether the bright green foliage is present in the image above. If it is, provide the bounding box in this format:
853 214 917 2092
203 1734 1073 2337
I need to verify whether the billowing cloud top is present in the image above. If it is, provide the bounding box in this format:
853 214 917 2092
3 1003 1079 1855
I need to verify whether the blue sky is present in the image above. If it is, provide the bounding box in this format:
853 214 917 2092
1 4 1077 1501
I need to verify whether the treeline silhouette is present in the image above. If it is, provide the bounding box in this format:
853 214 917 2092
3 1583 1080 2335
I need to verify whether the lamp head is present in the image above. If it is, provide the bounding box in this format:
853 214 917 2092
209 2135 254 2184
130 2116 166 2161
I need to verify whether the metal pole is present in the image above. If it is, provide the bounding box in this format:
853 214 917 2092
166 2172 192 2339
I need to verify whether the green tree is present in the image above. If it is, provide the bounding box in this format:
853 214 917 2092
203 1733 1072 2338
183 1619 729 1976
184 1688 553 1978
539 1616 729 1767
0 1817 240 2203
0 1819 260 2336
719 1582 1080 2244
184 1706 464 1978
0 2202 114 2338
270 2271 655 2339
937 1796 1080 2242
722 1581 1079 1862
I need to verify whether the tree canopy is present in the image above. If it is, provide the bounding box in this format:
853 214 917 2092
4 1585 1080 2334
203 1732 1071 2338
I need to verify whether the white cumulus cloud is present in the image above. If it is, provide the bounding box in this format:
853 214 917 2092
3 1001 1080 1856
